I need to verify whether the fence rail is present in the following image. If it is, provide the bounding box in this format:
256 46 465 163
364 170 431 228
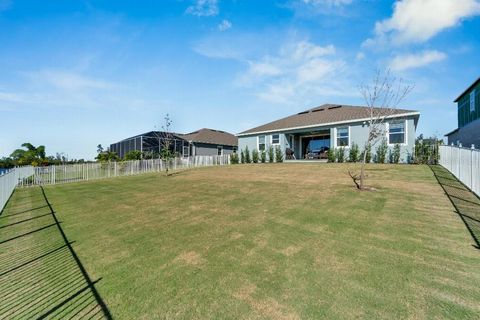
0 166 35 212
0 155 230 212
439 145 480 197
21 155 231 187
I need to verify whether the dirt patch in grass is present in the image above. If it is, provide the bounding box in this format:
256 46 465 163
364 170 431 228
233 283 300 320
280 245 303 257
173 251 206 266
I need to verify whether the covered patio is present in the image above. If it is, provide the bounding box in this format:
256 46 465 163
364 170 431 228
285 129 331 160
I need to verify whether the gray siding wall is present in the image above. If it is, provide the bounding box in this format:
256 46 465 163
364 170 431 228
447 118 480 148
238 116 417 163
192 143 236 156
237 134 287 156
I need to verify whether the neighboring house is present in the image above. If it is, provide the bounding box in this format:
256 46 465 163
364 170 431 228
445 78 480 148
110 128 238 158
237 104 420 163
180 128 238 157
110 131 187 159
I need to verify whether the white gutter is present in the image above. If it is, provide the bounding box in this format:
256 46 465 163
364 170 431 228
236 111 420 137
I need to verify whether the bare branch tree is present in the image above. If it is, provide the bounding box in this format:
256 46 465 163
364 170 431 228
352 69 414 190
153 114 175 176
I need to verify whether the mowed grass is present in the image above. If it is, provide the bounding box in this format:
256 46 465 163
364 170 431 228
25 164 480 318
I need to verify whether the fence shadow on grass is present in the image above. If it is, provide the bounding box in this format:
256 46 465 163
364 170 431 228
0 186 112 319
430 165 480 249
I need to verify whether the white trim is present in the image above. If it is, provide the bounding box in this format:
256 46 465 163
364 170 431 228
387 119 407 146
182 145 189 158
470 89 476 112
270 133 280 145
334 126 350 148
236 111 420 137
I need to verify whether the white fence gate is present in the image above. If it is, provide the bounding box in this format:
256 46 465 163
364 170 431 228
0 166 35 212
439 145 480 197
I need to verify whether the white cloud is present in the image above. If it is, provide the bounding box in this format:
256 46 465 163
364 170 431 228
248 61 283 77
24 70 114 91
186 0 219 17
290 0 354 16
0 92 26 103
370 0 480 45
236 40 350 104
302 0 353 6
355 52 365 60
0 69 120 111
192 32 263 60
390 50 447 71
218 19 232 31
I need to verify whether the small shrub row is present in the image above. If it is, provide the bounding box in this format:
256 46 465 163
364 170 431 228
234 146 284 164
327 140 403 164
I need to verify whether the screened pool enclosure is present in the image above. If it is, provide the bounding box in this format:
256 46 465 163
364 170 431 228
110 131 188 159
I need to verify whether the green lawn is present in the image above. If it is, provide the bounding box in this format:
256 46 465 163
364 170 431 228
2 164 480 319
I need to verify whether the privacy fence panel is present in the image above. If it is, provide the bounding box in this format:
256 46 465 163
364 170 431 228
439 145 480 197
15 155 231 187
0 166 34 212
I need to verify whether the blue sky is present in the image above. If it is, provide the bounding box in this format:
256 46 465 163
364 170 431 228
0 0 479 160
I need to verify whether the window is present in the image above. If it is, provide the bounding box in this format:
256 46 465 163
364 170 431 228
217 146 223 156
336 127 349 147
258 135 266 151
271 134 280 144
233 147 237 153
183 146 189 158
388 121 405 144
471 89 476 112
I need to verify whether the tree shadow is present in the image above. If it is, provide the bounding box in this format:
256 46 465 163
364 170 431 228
0 186 113 319
430 165 480 249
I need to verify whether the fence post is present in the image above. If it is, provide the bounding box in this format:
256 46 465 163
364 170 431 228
456 145 462 179
471 148 474 190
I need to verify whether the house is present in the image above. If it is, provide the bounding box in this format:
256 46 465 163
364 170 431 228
445 78 480 148
237 104 420 163
180 128 238 157
110 128 237 159
110 131 188 159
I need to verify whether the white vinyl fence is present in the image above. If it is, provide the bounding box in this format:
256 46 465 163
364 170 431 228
439 145 480 197
0 155 230 212
0 166 35 212
18 155 231 187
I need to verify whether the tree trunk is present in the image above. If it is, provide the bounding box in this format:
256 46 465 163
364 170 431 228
359 146 368 190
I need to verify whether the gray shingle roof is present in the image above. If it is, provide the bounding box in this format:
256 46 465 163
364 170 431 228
238 104 419 136
181 128 238 147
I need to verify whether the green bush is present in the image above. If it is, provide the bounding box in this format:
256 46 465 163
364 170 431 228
124 150 143 161
414 136 440 164
275 146 283 163
252 149 259 163
376 139 388 163
392 144 401 163
336 147 345 163
260 151 266 163
245 146 251 163
240 150 245 164
268 146 274 163
327 148 336 162
231 152 239 164
349 143 360 162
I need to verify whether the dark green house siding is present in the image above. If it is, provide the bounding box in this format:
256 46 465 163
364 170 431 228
458 81 480 128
